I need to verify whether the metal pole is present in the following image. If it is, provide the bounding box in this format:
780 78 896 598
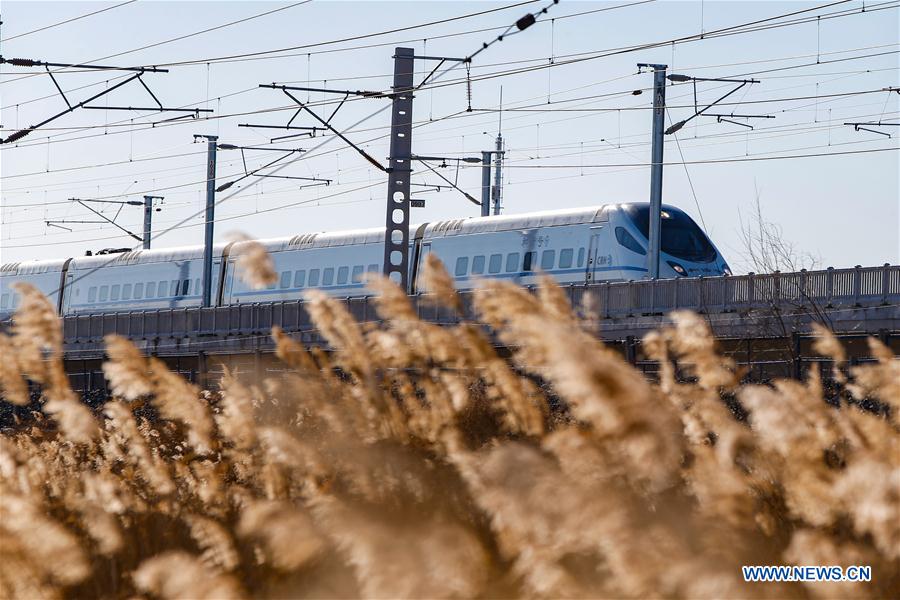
492 134 503 215
197 135 218 307
481 151 492 217
382 47 415 291
141 195 163 250
645 64 667 279
143 196 152 250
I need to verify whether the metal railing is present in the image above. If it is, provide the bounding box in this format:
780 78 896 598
584 264 898 318
41 264 900 346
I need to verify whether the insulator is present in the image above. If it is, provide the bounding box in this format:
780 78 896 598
6 57 39 67
515 13 536 31
2 129 31 144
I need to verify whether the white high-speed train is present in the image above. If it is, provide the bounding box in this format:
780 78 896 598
1 203 730 318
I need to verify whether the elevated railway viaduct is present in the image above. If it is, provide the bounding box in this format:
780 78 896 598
0 265 894 398
29 264 895 393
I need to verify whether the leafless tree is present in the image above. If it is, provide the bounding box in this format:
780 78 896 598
737 182 821 274
735 182 829 380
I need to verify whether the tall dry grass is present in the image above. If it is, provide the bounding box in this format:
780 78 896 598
0 260 898 599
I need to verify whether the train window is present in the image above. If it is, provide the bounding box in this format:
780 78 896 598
367 264 379 273
110 284 121 301
523 251 536 272
88 287 97 302
183 280 191 295
11 294 19 308
134 283 144 299
488 254 502 274
560 248 574 268
280 271 291 289
352 265 364 282
195 279 201 295
577 248 585 268
122 284 132 300
293 270 306 288
505 252 519 272
309 269 320 287
540 250 556 270
1 294 8 309
158 281 168 298
146 282 156 298
170 280 179 296
99 286 109 302
615 227 646 255
472 255 485 275
266 279 276 290
337 266 349 285
455 256 469 277
323 268 335 286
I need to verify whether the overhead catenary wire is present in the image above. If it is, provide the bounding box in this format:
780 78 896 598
3 88 895 209
4 141 896 246
665 107 707 231
3 36 895 156
6 105 896 230
3 43 893 165
0 0 137 43
3 3 894 150
7 99 894 207
0 0 542 85
3 71 894 193
3 0 864 76
6 128 894 238
4 46 894 156
0 2 314 85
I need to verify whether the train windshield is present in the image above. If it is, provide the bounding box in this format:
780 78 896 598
622 204 717 263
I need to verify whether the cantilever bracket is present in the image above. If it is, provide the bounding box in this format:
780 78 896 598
416 159 480 206
716 116 753 129
0 59 211 144
260 84 387 172
663 74 770 135
49 198 145 241
845 122 895 138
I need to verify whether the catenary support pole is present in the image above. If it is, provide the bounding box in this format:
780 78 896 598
642 63 667 279
481 151 492 217
143 196 153 250
196 135 218 307
491 134 503 215
142 195 163 250
382 47 415 291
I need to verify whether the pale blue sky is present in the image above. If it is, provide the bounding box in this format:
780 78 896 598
1 0 897 271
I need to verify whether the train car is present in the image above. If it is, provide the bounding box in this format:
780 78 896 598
416 203 730 289
221 228 384 305
0 202 729 319
0 258 70 316
61 245 228 314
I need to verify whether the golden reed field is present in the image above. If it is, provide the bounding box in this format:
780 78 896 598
0 250 897 599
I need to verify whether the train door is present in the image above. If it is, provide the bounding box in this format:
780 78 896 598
586 227 604 283
61 272 75 315
221 259 235 304
412 242 432 293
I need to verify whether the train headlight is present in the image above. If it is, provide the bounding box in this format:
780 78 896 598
667 261 688 276
722 264 732 276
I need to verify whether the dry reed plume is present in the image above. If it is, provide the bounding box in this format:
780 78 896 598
226 232 279 290
0 258 897 599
